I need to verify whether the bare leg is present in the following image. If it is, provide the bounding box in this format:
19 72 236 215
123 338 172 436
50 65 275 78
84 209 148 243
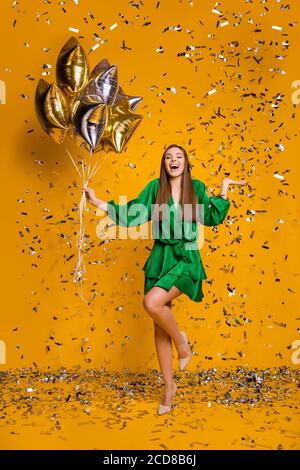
154 301 173 385
154 300 176 405
143 285 190 362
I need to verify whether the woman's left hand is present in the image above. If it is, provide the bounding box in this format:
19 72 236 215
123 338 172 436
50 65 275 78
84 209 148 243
222 177 247 186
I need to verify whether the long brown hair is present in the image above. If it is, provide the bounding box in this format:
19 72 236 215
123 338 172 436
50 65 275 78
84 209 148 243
152 144 200 222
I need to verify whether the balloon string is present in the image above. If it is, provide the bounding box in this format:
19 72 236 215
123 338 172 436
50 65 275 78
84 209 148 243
81 159 86 182
65 147 84 183
65 146 102 304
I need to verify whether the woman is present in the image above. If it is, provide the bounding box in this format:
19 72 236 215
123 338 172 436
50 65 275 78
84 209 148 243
84 144 247 415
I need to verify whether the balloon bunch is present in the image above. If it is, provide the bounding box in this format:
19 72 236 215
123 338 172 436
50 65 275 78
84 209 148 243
35 37 143 302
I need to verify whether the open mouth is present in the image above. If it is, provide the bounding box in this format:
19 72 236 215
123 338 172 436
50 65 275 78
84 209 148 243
170 163 179 170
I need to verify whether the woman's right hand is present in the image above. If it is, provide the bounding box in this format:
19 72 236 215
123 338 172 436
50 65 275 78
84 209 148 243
83 186 103 208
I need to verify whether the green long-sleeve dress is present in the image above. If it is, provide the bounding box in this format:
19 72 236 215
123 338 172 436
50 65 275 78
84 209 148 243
107 177 230 302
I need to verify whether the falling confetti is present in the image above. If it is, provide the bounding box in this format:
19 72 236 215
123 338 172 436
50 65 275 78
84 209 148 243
1 0 298 452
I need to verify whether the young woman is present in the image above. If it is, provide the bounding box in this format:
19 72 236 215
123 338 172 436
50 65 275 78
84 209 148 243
84 144 247 415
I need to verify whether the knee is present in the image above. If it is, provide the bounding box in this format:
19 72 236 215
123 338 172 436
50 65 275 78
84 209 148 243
143 295 158 316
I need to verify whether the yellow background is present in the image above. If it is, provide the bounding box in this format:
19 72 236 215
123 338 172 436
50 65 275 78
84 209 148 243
1 0 300 372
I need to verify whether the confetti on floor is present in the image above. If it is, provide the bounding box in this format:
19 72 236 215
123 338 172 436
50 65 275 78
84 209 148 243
0 366 299 450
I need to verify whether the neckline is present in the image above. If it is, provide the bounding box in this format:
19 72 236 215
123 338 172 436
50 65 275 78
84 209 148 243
170 194 180 209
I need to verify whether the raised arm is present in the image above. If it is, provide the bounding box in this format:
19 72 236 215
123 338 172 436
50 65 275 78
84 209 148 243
217 177 247 199
194 179 230 226
194 177 247 226
84 178 159 227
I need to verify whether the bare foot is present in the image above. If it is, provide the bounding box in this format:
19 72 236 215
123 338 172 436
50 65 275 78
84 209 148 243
161 381 177 406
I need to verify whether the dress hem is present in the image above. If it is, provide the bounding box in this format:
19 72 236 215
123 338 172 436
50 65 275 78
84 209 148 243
144 273 205 303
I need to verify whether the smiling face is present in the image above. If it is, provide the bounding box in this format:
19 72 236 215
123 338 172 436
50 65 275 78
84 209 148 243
164 146 185 178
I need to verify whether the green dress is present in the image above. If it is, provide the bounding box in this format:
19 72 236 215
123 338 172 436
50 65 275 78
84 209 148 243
107 177 230 302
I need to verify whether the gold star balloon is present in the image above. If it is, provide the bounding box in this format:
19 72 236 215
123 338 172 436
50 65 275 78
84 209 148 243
35 79 70 144
113 84 143 111
96 96 142 153
56 37 89 98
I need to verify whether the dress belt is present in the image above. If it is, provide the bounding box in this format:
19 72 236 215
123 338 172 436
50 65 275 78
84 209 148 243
155 238 198 261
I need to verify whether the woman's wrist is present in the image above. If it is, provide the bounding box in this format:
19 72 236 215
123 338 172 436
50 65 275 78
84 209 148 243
95 199 108 212
219 180 229 199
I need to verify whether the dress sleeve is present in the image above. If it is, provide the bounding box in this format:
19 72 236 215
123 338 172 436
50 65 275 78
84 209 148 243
106 179 158 227
195 180 230 226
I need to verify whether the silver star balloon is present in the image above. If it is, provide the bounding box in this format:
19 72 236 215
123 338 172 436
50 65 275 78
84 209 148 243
71 79 108 152
89 61 118 105
90 58 143 111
